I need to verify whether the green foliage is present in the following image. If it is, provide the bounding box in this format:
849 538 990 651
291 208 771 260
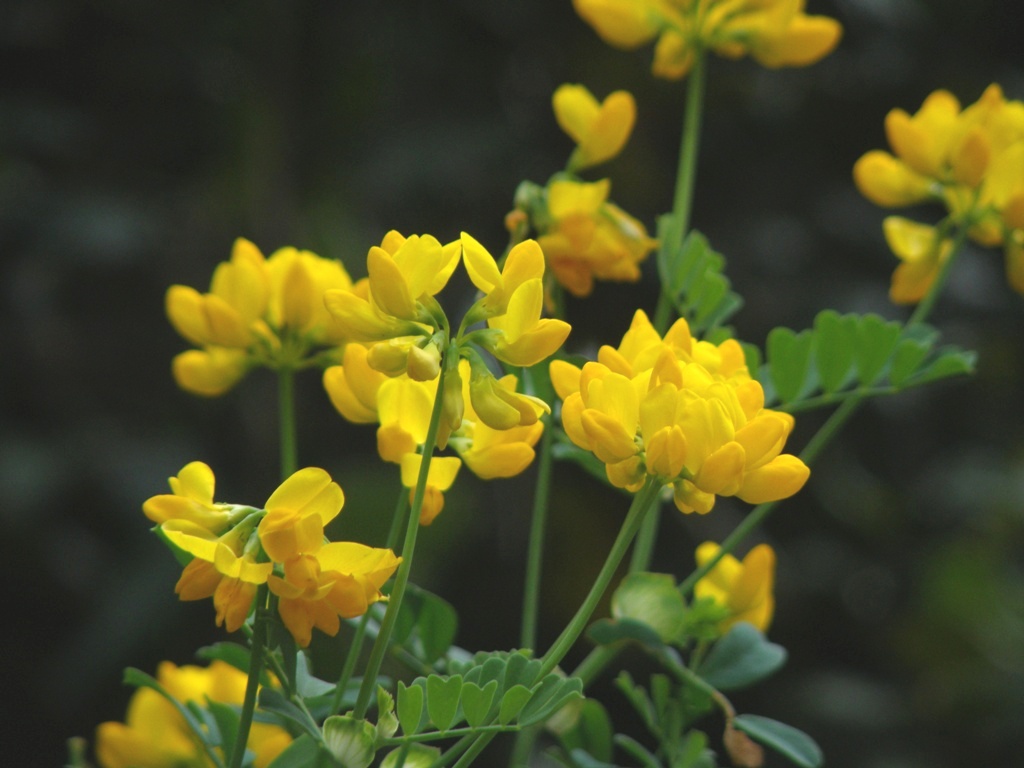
611 573 688 643
553 700 615 763
657 229 743 334
695 623 787 691
267 735 336 768
761 310 976 409
391 583 459 667
732 715 823 768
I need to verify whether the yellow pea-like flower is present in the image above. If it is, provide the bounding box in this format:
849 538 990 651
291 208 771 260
95 660 291 768
574 0 841 81
258 467 344 564
694 542 776 633
882 216 952 305
553 83 637 170
400 453 462 526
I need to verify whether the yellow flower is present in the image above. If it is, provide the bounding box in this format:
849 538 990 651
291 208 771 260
365 231 461 322
400 453 462 525
554 313 808 513
257 467 345 563
322 343 389 424
267 543 401 647
694 542 776 632
552 84 637 170
143 461 240 534
573 0 842 81
882 216 953 305
167 238 360 396
162 518 272 632
856 84 1024 302
535 179 656 298
95 660 291 768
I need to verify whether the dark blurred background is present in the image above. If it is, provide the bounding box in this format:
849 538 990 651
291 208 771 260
2 0 1023 765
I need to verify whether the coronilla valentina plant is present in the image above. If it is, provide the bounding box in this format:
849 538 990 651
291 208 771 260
74 4 1015 768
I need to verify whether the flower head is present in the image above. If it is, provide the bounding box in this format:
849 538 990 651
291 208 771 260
553 311 808 513
166 238 360 396
855 84 1024 302
573 0 842 81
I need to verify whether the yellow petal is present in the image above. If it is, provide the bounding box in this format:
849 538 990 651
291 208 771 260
737 454 810 504
572 0 664 49
265 468 344 527
853 150 932 207
695 441 746 496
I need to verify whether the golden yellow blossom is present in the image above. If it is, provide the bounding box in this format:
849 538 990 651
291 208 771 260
694 542 776 632
553 84 637 170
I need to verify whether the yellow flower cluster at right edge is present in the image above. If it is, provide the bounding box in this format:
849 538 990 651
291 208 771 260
553 311 808 514
854 84 1024 303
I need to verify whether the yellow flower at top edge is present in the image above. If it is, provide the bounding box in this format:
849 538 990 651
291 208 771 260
166 238 361 396
553 83 637 170
572 0 842 80
95 660 292 768
854 84 1024 302
535 178 657 298
694 541 775 632
552 310 808 514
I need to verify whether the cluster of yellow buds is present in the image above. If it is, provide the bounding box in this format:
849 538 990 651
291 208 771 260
144 462 400 647
165 238 360 395
94 660 291 768
572 0 842 80
855 84 1024 302
551 310 809 514
511 84 657 299
321 230 570 522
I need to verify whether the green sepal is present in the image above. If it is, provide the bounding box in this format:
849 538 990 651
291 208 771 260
322 716 377 768
380 744 441 768
732 714 823 768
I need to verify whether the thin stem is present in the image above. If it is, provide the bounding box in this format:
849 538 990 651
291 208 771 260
279 368 297 479
228 586 269 768
653 48 707 334
352 353 450 719
332 490 411 715
539 478 662 678
519 410 555 649
629 503 661 573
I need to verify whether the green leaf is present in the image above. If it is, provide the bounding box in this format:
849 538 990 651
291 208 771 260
853 314 901 385
612 734 663 768
766 327 814 403
498 684 532 725
397 681 425 736
555 699 613 763
295 651 336 698
461 680 498 728
889 338 931 387
611 572 687 643
904 347 976 386
678 730 712 768
567 749 624 768
393 584 458 665
733 714 823 768
205 700 239 754
813 310 857 394
502 652 542 691
696 622 787 691
587 617 665 649
268 734 333 768
258 689 321 740
376 686 399 740
425 674 463 731
195 642 252 676
519 676 583 727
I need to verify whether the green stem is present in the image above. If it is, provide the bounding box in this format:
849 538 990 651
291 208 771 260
653 48 707 334
352 352 450 719
519 411 555 649
279 368 297 479
538 478 662 678
332 490 410 715
228 586 269 768
629 503 661 573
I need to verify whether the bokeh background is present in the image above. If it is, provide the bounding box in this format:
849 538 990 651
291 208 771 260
2 0 1023 765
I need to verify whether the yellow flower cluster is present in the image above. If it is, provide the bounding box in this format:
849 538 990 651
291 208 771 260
854 84 1024 302
144 462 400 647
166 238 360 395
551 311 808 513
95 660 291 768
694 541 776 632
573 0 842 80
320 230 570 522
512 84 657 299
